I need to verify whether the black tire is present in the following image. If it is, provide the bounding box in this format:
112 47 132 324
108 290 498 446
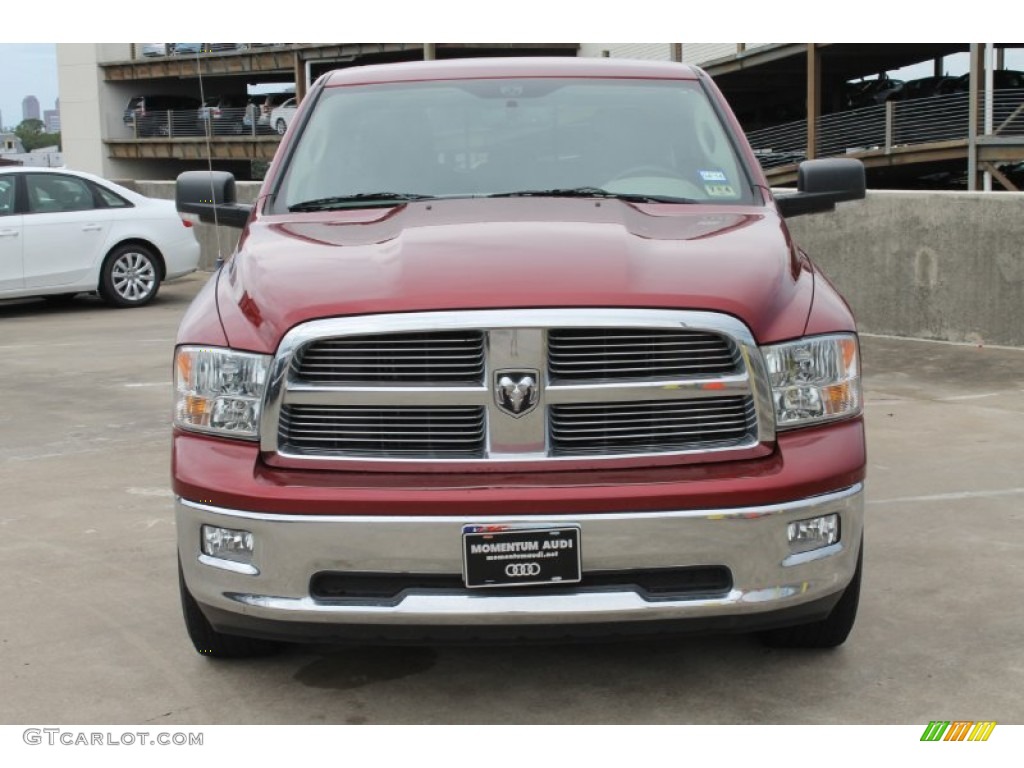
758 539 863 649
178 560 283 659
275 118 287 135
99 244 161 308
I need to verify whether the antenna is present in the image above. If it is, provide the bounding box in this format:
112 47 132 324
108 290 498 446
195 46 226 268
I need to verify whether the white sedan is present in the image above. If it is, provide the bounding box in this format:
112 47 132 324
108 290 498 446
270 98 298 135
0 167 200 307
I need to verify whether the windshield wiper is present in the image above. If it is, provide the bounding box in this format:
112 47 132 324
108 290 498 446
486 187 698 204
288 192 434 212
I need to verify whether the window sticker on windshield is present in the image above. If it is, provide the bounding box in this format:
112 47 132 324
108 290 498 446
699 170 728 182
704 183 736 197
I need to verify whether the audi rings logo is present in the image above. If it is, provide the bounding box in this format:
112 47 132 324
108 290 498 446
505 562 542 578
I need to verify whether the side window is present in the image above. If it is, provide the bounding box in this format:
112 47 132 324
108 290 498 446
92 183 131 208
26 174 97 214
0 177 14 216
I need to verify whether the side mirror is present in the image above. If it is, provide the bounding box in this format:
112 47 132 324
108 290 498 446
775 158 865 218
176 170 253 228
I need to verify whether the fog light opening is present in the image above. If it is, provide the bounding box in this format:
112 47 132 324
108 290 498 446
201 524 255 565
787 513 840 554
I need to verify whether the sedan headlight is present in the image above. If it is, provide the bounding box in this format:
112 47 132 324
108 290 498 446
174 346 271 439
761 334 861 430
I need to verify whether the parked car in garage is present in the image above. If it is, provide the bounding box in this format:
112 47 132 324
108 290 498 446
270 97 298 134
174 43 241 55
0 167 199 307
886 76 957 102
124 94 203 137
140 43 173 57
844 76 904 109
243 91 294 134
197 94 249 135
947 68 1024 93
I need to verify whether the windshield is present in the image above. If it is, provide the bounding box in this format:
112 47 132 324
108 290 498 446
276 78 755 210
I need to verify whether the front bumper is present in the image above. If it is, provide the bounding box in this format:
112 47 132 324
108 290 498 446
177 484 863 641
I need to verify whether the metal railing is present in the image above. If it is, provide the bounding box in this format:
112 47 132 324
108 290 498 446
892 92 969 146
992 89 1024 135
746 121 808 169
817 103 886 156
136 43 254 59
123 108 278 139
745 89 1024 168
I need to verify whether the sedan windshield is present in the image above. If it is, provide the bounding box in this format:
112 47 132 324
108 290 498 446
276 78 754 211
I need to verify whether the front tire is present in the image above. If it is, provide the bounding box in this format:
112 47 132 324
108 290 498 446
758 539 863 649
179 560 283 659
275 118 287 135
99 244 161 308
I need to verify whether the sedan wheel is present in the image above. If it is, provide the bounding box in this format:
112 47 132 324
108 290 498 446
275 118 287 135
100 245 161 307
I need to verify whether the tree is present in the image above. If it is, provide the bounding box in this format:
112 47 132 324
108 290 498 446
14 119 61 152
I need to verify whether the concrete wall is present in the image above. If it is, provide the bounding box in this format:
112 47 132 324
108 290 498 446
126 183 1024 347
57 44 109 176
787 190 1024 347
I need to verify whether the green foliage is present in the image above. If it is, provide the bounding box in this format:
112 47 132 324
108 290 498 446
14 119 61 151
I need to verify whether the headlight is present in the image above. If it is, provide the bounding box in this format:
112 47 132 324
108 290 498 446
761 334 861 430
174 346 271 439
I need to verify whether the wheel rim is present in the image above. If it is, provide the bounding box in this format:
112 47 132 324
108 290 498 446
276 120 286 135
111 252 156 302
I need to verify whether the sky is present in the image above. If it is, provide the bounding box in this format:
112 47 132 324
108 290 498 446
0 43 58 131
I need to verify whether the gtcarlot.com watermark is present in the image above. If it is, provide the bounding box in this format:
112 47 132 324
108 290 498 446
23 728 203 747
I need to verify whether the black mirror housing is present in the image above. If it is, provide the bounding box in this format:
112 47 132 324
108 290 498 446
775 158 866 218
176 170 253 228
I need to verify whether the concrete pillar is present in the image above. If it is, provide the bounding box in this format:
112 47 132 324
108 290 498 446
294 52 306 103
967 43 984 191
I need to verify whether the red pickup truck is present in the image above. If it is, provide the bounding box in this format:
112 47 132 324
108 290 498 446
173 57 866 657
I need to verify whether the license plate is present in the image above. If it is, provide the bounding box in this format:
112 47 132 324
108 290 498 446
462 526 581 589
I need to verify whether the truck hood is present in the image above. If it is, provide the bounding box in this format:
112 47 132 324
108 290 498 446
216 197 813 353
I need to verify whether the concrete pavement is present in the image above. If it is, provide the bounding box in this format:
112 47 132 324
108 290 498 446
1 272 1022 724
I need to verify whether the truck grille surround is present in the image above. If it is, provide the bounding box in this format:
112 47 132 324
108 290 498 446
261 310 775 469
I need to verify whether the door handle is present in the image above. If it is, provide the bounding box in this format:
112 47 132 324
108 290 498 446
82 224 103 232
0 229 19 237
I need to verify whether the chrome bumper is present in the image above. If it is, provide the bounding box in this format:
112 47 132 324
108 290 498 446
177 484 863 632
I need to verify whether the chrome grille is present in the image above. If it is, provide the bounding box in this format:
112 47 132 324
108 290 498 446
280 405 486 458
294 331 485 385
548 328 738 381
550 397 756 456
263 309 773 468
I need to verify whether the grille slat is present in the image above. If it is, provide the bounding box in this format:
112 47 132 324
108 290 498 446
277 319 760 462
548 342 730 352
280 405 486 458
550 396 756 456
552 421 750 435
548 328 738 381
295 331 485 385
